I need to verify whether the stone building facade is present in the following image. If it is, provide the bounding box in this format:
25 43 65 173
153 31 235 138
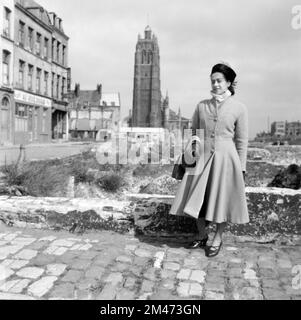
0 0 70 146
0 0 15 145
14 0 53 144
69 84 121 141
132 26 161 128
49 11 70 140
131 26 190 135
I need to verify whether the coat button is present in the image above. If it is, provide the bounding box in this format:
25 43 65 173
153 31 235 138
214 118 218 122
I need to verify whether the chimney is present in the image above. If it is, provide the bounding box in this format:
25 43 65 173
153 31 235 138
75 83 80 97
49 12 57 25
97 84 102 95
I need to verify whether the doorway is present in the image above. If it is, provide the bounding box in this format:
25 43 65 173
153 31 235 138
0 97 10 144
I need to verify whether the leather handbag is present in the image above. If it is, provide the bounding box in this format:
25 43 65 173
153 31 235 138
171 135 201 180
172 154 196 180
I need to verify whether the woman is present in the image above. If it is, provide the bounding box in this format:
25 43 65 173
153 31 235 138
170 63 249 258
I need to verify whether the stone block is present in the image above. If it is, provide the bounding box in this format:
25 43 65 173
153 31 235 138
141 280 155 292
234 287 264 300
134 249 153 258
15 249 38 260
85 266 105 280
28 276 57 298
61 270 83 283
104 272 123 285
49 283 75 299
163 262 180 272
124 277 136 289
71 259 92 270
0 279 30 294
177 269 192 281
176 282 190 298
205 291 225 300
189 283 203 297
16 267 44 279
1 259 28 270
143 268 158 282
190 270 206 283
46 264 67 276
116 256 132 264
96 284 118 300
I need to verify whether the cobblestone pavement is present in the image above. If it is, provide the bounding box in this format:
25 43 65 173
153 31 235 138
0 224 300 300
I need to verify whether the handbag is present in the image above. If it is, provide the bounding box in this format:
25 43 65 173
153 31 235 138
171 135 201 180
172 154 196 180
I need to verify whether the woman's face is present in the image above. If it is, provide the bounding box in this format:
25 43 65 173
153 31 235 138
211 72 231 95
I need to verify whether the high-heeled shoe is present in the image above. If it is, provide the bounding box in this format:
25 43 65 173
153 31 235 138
187 235 209 249
205 241 223 257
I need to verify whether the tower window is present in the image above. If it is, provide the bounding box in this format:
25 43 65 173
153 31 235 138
142 50 147 64
148 51 153 64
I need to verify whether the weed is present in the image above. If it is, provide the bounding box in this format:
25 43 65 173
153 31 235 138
97 173 124 192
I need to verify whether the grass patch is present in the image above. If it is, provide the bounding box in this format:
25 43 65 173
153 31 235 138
0 149 127 197
97 173 124 193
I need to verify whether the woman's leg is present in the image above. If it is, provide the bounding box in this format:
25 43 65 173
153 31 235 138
196 218 208 240
211 222 227 246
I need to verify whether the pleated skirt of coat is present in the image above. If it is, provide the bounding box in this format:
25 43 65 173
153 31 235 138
169 139 249 224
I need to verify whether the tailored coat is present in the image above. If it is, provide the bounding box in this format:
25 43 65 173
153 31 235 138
169 96 249 224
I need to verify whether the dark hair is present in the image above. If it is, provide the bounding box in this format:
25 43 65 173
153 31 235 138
211 63 237 96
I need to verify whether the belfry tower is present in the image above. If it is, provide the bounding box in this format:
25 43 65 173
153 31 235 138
132 26 162 127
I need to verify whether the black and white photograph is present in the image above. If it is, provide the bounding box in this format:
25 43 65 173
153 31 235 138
0 0 301 306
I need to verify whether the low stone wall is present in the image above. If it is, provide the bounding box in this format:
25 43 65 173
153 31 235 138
129 187 301 237
0 197 133 233
0 187 300 238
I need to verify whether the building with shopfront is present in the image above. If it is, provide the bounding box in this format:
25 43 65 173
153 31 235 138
49 11 70 141
8 0 71 145
0 0 15 145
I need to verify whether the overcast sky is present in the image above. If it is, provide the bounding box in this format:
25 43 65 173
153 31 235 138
38 0 301 139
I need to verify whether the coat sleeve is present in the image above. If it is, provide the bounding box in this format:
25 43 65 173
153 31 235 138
234 104 249 172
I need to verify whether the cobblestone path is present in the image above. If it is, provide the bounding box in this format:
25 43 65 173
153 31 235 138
0 224 300 300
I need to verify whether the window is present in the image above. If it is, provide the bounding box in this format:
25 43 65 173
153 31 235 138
2 51 10 85
52 39 55 60
28 65 34 91
18 60 25 88
56 75 60 99
51 72 55 97
3 7 11 38
34 108 38 140
56 41 61 63
28 27 34 51
142 50 146 64
15 104 28 133
2 97 9 108
36 68 41 93
44 72 49 96
62 77 66 99
18 21 25 47
36 33 41 56
44 38 49 59
62 45 66 66
42 108 47 133
148 51 153 64
15 104 28 117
